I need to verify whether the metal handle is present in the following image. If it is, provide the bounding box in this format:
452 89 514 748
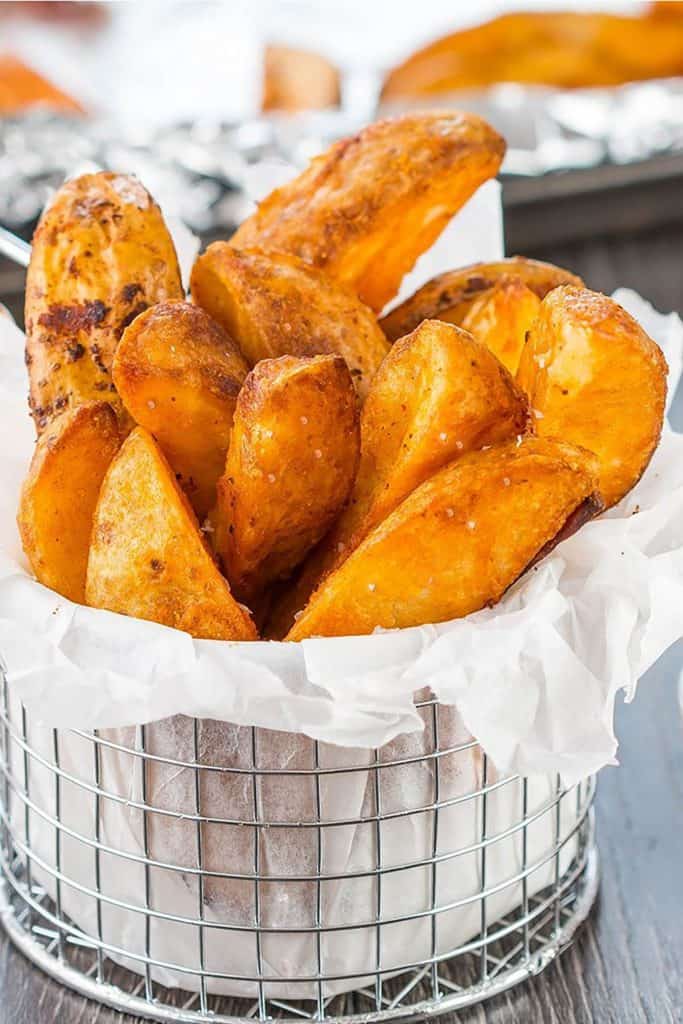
0 226 31 269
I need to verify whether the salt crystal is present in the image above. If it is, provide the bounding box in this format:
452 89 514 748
439 432 448 442
466 520 476 531
533 409 544 420
300 416 308 425
446 508 454 518
455 440 464 450
267 473 276 483
368 582 376 592
516 435 523 447
314 449 322 459
503 477 511 486
147 399 156 410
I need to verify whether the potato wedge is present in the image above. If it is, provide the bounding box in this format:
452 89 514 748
516 286 668 508
212 355 359 604
267 319 530 636
229 112 505 312
25 172 183 432
190 245 389 398
461 276 541 375
17 402 120 603
113 302 248 519
86 428 256 640
287 437 602 640
381 257 581 342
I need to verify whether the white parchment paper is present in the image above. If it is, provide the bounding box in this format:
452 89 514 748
0 184 682 787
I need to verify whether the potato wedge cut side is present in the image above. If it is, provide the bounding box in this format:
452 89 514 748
17 402 121 603
461 276 541 375
287 437 602 640
191 245 389 398
230 112 505 311
25 172 183 432
212 355 359 604
267 319 529 637
113 302 248 520
86 428 256 640
516 286 668 508
381 256 581 341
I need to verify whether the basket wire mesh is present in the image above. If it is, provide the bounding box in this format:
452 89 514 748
0 668 598 1022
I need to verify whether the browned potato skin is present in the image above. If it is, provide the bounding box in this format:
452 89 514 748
516 286 668 509
190 245 389 398
212 355 360 605
267 319 530 637
17 402 120 603
86 428 256 641
113 302 248 520
461 276 542 375
230 112 506 312
287 437 602 640
381 257 582 342
25 172 183 433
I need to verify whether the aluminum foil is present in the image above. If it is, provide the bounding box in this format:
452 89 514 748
2 76 683 233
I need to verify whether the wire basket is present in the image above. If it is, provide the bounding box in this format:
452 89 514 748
0 668 598 1023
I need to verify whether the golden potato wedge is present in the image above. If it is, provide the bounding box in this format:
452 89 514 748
230 112 505 312
287 437 602 640
267 319 530 637
17 402 120 603
212 355 359 605
461 276 542 375
190 245 389 398
516 286 668 508
25 172 183 432
86 428 256 641
113 302 248 519
381 257 582 342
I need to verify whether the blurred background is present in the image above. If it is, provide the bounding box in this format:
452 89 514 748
2 0 683 327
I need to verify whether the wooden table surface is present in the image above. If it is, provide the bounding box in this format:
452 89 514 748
1 207 682 1024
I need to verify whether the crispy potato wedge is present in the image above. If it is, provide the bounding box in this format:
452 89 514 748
17 402 120 603
212 355 359 604
381 257 581 342
190 245 389 398
516 286 668 508
86 428 256 641
113 302 248 519
461 276 542 375
380 12 683 97
287 437 602 640
25 172 183 432
229 112 505 312
267 319 530 637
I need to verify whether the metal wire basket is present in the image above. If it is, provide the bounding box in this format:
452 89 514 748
0 669 598 1023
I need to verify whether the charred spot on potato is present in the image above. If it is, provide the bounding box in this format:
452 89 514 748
38 300 110 335
90 344 109 375
121 283 143 304
118 302 149 332
67 343 86 362
150 558 164 574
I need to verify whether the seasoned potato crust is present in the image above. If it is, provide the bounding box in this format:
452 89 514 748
287 437 602 639
191 245 389 398
17 402 120 603
381 256 581 341
212 355 359 604
230 112 505 311
25 172 183 432
113 302 248 519
86 428 256 641
267 319 529 637
516 286 668 508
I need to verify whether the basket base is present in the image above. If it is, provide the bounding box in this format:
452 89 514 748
0 838 599 1024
